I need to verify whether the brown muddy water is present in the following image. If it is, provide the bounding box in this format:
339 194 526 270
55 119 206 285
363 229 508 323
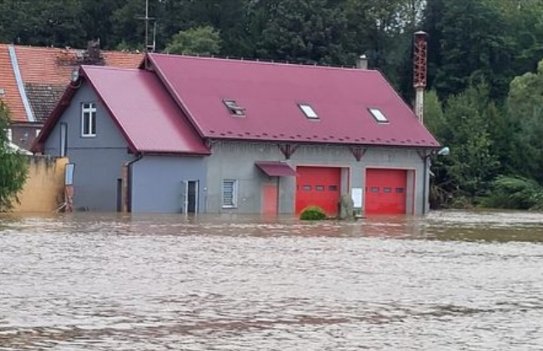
0 211 542 351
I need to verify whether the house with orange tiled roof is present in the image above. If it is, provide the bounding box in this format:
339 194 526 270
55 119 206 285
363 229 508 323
0 40 143 150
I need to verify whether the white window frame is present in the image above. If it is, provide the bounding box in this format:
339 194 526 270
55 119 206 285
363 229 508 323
299 103 319 119
223 99 246 117
369 108 389 123
81 102 97 137
222 179 238 208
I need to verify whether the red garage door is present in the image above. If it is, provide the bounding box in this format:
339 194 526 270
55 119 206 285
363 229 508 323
296 167 341 215
365 169 408 215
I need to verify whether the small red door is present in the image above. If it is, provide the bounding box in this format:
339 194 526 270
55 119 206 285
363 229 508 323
262 184 278 215
296 167 341 215
365 169 407 214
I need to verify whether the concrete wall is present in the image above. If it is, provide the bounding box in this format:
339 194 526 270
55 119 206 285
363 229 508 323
131 155 207 213
12 156 68 212
43 82 134 211
205 141 427 215
205 141 288 214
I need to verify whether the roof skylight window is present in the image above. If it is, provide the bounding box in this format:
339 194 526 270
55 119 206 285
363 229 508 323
369 108 389 123
223 99 246 117
299 104 319 119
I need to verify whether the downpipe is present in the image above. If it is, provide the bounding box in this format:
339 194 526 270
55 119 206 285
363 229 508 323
122 154 143 213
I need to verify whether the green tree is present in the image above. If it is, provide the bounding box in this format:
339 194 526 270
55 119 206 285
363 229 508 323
344 0 425 94
426 1 513 99
0 102 28 211
0 0 87 47
80 0 127 50
160 0 253 58
506 58 543 184
424 90 452 208
109 0 148 51
441 84 500 201
165 26 221 56
253 0 351 65
424 0 543 100
423 90 446 139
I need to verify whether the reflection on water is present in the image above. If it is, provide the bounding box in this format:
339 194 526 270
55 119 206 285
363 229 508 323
0 211 542 350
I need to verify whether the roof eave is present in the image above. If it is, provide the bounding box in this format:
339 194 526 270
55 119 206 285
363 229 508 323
139 150 211 157
205 136 440 149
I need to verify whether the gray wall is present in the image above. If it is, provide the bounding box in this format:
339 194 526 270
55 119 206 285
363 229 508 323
131 155 207 213
205 141 289 214
205 141 428 215
40 81 428 214
43 82 133 211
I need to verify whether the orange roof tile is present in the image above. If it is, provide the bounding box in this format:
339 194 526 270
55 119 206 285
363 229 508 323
0 43 144 123
0 44 26 123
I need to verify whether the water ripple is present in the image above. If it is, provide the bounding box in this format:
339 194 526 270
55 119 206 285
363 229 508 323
1 211 542 350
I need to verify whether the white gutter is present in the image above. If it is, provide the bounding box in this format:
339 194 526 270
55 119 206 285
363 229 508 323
8 44 35 122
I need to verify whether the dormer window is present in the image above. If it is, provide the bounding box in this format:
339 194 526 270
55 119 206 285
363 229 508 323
369 108 389 123
223 99 246 117
299 103 318 119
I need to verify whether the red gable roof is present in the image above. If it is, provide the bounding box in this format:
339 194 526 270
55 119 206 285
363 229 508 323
148 53 439 148
33 66 209 155
0 44 143 123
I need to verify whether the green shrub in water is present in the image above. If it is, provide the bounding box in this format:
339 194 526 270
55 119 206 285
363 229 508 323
300 206 327 220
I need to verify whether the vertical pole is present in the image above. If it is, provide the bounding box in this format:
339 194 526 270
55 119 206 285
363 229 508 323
415 87 425 125
422 155 428 214
121 164 129 213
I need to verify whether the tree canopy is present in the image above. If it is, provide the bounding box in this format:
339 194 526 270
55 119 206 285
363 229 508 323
165 26 221 55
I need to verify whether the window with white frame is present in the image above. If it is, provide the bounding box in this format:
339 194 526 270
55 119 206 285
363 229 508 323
369 108 389 123
299 103 319 119
81 102 96 137
222 180 238 208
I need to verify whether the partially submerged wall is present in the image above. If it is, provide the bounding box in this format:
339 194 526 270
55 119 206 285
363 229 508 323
12 156 68 212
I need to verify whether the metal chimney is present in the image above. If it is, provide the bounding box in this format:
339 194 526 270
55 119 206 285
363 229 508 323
356 55 368 70
413 31 428 124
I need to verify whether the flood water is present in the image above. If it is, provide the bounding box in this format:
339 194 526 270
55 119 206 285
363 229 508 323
1 211 542 350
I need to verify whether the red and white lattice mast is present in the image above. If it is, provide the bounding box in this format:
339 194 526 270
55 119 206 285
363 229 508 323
413 31 428 124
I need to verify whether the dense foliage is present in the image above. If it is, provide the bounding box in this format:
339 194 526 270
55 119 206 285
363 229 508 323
0 0 541 209
482 176 543 211
0 102 28 211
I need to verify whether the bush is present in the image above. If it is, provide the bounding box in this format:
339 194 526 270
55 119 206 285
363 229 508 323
482 176 543 210
1 102 29 211
300 206 327 220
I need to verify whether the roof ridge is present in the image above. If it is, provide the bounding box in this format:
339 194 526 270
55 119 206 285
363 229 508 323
81 65 142 72
150 53 378 73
